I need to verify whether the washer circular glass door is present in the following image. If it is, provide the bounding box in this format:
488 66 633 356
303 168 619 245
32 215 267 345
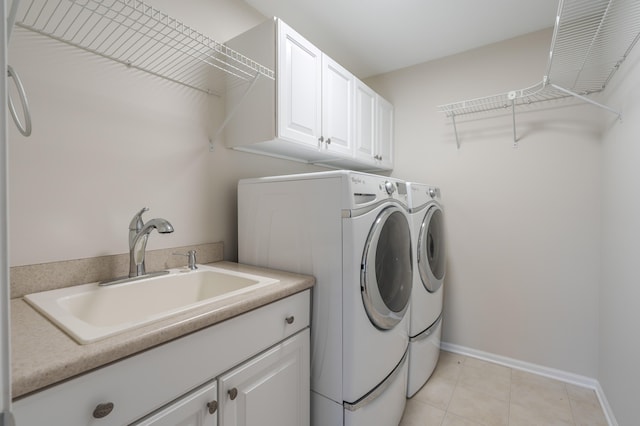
361 205 413 330
418 204 446 293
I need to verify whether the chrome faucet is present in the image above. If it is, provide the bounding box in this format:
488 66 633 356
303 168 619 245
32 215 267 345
129 207 174 278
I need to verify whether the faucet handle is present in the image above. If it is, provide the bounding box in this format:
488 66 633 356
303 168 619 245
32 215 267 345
173 250 198 270
129 207 149 231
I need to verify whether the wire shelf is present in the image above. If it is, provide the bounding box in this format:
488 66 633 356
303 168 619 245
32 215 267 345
438 0 640 118
14 0 275 95
547 0 640 94
437 81 573 117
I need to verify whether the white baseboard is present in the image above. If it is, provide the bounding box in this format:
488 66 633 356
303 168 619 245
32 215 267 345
440 342 618 426
593 380 619 426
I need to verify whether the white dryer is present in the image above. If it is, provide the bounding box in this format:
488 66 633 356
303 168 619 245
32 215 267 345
406 182 446 398
238 171 412 426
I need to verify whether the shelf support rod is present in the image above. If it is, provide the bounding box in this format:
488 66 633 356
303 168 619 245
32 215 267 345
209 73 261 151
451 113 460 149
550 84 622 120
511 99 518 147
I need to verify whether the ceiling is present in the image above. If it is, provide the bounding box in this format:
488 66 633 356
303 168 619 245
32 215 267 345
243 0 560 78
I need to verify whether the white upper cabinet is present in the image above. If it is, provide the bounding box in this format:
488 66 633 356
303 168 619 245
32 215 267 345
354 80 377 163
321 56 355 157
277 23 353 157
277 24 322 149
376 95 394 170
354 80 394 169
224 18 392 171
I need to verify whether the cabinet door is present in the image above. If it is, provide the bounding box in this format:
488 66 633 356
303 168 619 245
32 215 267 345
131 381 218 426
277 21 322 149
322 55 354 156
354 80 377 163
219 330 310 426
376 95 394 169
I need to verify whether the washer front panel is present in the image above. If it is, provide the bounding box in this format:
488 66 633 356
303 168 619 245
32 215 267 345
361 206 412 330
417 205 445 293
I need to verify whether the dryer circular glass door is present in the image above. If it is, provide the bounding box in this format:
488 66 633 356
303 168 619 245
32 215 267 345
361 205 413 330
418 204 445 293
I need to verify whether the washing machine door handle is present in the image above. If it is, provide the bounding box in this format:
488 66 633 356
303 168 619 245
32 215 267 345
417 204 446 293
361 206 413 330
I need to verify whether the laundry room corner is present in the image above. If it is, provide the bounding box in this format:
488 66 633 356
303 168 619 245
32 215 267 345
599 26 640 426
366 28 603 380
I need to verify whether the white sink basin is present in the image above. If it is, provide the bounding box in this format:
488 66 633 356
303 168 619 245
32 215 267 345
24 265 279 344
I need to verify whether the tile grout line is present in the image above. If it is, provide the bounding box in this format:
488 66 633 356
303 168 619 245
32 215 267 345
435 354 460 426
506 366 512 425
565 383 577 425
435 352 467 426
448 355 492 426
444 354 465 425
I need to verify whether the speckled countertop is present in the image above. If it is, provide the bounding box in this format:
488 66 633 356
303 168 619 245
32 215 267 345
11 261 314 399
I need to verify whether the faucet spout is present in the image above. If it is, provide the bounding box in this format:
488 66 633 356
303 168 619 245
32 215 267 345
128 208 174 278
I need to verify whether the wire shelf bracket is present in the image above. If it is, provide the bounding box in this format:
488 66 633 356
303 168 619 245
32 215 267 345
437 0 640 148
209 72 261 151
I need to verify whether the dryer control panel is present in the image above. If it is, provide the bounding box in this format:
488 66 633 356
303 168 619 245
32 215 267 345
407 182 441 210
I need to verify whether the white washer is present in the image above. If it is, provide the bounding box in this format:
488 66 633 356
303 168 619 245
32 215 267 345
406 182 446 398
238 171 412 426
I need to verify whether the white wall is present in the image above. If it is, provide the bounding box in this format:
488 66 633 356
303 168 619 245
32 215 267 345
7 0 322 267
599 34 640 426
366 29 603 378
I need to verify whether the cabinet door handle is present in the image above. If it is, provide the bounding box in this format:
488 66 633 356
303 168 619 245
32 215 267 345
92 402 114 419
207 400 218 415
228 387 238 400
326 138 331 145
285 315 295 324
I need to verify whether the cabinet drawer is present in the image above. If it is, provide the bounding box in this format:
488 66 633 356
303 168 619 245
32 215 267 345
13 290 310 426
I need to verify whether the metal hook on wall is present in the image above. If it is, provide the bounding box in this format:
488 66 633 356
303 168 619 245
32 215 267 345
451 112 460 149
7 65 32 137
509 91 518 148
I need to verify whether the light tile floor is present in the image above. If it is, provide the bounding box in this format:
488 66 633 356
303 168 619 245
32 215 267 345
400 351 608 426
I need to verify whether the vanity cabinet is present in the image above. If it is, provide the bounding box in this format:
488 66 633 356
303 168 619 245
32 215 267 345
224 18 391 171
13 290 310 426
218 331 309 426
135 330 308 426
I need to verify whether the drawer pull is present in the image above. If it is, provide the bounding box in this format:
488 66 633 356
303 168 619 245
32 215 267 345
207 400 218 415
92 402 114 419
228 387 238 400
285 315 295 324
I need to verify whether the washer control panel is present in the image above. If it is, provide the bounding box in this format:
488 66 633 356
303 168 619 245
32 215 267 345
384 181 396 195
348 173 409 209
